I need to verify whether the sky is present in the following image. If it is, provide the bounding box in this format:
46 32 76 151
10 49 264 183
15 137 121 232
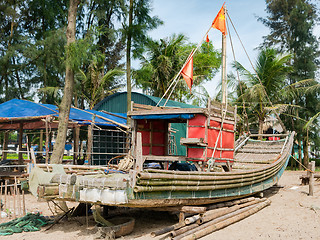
141 0 320 98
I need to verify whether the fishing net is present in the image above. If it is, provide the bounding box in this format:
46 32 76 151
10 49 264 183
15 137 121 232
0 213 53 236
29 165 66 197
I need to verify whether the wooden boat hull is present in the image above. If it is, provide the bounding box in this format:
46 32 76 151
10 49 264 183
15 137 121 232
122 148 290 207
30 132 294 208
119 132 294 208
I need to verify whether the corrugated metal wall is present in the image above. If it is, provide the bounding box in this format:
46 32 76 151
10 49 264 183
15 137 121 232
95 92 157 113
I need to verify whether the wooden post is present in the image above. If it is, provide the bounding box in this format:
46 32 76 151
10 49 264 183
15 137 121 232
18 122 24 170
45 116 49 164
39 129 44 157
0 182 2 212
135 132 143 172
221 6 227 105
4 180 7 213
14 177 21 217
2 131 9 161
22 190 26 215
11 186 16 219
30 148 37 166
308 161 315 196
73 125 80 165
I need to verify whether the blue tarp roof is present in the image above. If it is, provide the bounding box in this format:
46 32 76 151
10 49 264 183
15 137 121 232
43 103 126 126
131 113 194 120
0 99 126 128
0 99 55 119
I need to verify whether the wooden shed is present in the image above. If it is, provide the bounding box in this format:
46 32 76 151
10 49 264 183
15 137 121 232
94 92 198 157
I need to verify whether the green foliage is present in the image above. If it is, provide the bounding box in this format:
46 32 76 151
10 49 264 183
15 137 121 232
231 48 292 133
258 0 319 163
124 0 163 59
134 34 220 105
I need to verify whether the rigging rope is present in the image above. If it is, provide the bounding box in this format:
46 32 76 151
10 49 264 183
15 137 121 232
156 23 213 107
226 12 287 133
226 13 250 133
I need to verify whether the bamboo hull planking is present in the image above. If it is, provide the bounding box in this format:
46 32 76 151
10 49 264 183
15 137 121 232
33 132 294 208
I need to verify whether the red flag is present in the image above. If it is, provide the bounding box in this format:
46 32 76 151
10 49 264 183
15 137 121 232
212 6 227 35
181 56 193 92
206 34 209 43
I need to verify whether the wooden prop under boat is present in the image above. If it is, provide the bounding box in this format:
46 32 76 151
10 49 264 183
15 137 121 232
30 102 294 208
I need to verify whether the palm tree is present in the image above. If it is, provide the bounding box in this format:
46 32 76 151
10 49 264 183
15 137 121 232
134 34 221 105
134 34 187 97
233 48 292 137
77 62 124 110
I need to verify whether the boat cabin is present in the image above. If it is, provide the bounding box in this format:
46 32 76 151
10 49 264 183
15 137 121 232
128 102 237 171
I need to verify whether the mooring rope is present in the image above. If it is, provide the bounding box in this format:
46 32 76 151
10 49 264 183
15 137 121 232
290 154 314 173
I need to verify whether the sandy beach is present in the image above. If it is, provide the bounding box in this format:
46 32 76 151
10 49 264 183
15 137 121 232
1 170 319 240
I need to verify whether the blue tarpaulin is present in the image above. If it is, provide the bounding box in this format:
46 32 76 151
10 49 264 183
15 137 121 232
43 103 126 127
131 113 194 120
0 99 55 120
0 99 126 128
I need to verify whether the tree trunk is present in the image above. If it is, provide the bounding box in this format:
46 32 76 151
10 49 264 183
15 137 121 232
51 0 79 164
39 130 43 157
298 139 302 170
303 135 309 168
258 117 264 140
85 125 93 165
2 132 9 161
18 123 24 170
73 126 80 164
85 114 95 165
126 0 133 125
73 97 80 165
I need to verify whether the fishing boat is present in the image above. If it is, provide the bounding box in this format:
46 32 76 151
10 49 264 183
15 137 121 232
29 4 295 209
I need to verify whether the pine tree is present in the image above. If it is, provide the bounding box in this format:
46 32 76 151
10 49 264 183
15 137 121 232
259 0 319 165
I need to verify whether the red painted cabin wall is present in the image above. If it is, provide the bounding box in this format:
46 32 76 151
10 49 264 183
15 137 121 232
187 114 234 164
137 119 166 156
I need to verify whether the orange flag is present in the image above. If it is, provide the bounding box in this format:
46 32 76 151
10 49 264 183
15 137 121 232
212 6 227 35
181 56 193 92
206 34 210 43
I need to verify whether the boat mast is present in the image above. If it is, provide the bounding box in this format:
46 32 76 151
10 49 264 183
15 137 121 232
221 5 227 105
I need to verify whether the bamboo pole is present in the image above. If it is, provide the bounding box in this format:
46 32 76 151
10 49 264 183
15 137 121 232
206 197 255 211
144 155 284 177
45 116 49 164
308 161 315 196
197 205 239 225
50 174 77 185
151 222 184 237
71 106 129 129
4 180 7 215
7 185 10 218
0 182 2 208
11 186 16 219
178 199 271 240
139 161 282 180
171 223 199 238
37 184 60 197
134 163 284 192
173 199 269 240
14 177 21 217
137 168 277 185
22 190 26 215
185 215 200 225
181 206 206 214
198 198 264 224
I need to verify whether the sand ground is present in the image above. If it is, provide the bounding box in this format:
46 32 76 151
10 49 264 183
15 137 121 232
1 170 320 240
